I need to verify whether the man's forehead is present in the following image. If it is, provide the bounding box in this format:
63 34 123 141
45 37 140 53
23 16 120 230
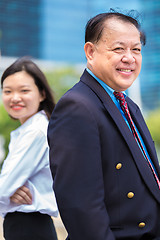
101 18 140 40
103 17 138 30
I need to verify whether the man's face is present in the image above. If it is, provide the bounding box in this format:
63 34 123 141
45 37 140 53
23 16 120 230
85 18 142 92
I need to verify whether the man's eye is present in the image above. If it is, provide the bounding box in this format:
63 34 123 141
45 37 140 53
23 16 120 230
113 48 124 52
133 48 141 53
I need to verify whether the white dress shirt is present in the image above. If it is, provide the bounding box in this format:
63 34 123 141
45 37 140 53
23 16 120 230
0 111 58 218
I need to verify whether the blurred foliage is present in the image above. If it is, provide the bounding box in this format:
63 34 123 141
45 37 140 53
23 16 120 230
0 104 20 162
0 66 80 167
45 67 80 102
146 108 160 150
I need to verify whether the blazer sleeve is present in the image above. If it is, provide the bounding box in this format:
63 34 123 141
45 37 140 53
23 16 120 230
48 93 115 240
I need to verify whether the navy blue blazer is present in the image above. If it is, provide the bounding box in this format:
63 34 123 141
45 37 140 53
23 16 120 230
48 69 160 240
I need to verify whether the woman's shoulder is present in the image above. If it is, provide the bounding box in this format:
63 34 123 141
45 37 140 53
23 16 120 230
22 111 49 136
31 111 48 132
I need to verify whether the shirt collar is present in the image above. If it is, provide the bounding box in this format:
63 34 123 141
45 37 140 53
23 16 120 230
86 68 126 100
10 110 46 138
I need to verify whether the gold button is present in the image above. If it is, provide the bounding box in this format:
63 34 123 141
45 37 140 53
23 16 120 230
138 222 145 228
127 192 134 198
116 163 122 170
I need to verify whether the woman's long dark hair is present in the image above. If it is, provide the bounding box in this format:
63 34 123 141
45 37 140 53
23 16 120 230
1 57 55 120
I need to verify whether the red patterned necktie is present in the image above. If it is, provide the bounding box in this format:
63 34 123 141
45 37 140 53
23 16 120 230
114 91 160 189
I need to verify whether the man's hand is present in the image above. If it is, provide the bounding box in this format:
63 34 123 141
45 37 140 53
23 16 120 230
10 186 32 205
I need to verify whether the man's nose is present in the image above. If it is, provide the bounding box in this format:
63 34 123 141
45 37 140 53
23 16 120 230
121 50 135 64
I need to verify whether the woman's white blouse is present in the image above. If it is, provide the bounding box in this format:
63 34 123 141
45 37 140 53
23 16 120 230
0 111 58 218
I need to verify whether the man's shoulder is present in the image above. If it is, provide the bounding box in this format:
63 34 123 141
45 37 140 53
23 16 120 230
57 80 100 110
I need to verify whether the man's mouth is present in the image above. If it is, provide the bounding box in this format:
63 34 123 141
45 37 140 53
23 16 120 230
117 69 133 72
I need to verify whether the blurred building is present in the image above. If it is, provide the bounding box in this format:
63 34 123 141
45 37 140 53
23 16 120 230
0 0 160 111
0 0 41 58
139 0 160 110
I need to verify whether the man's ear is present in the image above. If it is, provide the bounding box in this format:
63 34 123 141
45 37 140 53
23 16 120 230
84 42 95 62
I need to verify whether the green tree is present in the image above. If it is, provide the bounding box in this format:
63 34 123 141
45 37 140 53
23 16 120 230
0 104 20 163
146 108 160 149
45 67 80 102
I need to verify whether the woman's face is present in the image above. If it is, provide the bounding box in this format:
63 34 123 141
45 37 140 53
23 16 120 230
2 71 44 124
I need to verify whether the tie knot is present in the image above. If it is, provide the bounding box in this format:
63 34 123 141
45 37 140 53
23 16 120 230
113 91 126 108
113 91 125 101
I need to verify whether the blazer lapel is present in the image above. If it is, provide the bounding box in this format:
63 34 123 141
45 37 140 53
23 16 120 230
81 70 160 202
127 97 160 179
127 98 159 160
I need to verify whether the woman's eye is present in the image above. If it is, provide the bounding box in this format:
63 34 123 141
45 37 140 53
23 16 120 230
3 90 11 94
21 89 29 92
